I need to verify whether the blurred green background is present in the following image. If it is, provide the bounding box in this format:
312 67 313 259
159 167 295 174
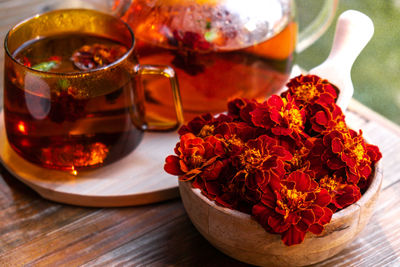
297 0 400 125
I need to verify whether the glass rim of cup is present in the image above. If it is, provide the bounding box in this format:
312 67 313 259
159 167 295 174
4 8 136 77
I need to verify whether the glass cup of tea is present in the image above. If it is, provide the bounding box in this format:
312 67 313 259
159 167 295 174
3 9 184 172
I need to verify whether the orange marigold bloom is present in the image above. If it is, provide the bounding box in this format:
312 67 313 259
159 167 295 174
178 113 233 137
164 133 226 181
283 74 337 108
318 172 361 211
233 135 292 191
251 95 307 139
323 129 382 184
310 104 347 134
228 98 260 124
252 171 333 246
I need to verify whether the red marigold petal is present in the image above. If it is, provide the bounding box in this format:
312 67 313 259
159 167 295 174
331 138 343 154
317 93 335 106
282 226 306 246
260 187 276 208
274 146 293 161
192 177 204 190
327 157 344 170
250 107 271 129
252 203 273 228
181 169 202 181
319 207 333 225
311 205 325 219
315 111 329 126
272 127 292 136
164 155 184 175
367 144 382 162
268 214 291 233
287 171 311 192
245 173 263 191
204 181 220 197
301 209 316 226
268 95 284 110
286 212 301 225
296 220 308 232
346 169 360 184
305 192 317 202
201 160 223 180
270 109 282 124
315 188 332 207
335 185 361 209
177 158 189 172
342 153 357 168
360 164 372 179
215 192 236 209
309 223 324 235
334 192 356 209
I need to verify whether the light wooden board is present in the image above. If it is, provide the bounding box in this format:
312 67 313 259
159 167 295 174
0 111 180 207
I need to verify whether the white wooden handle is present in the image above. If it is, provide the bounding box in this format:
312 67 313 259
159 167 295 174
310 10 374 111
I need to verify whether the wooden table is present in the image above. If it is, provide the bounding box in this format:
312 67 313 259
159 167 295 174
1 1 400 266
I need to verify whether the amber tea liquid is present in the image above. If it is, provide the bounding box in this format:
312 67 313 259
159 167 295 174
4 34 142 170
122 2 296 120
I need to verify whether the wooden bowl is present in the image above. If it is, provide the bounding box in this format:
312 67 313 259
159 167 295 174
179 162 382 266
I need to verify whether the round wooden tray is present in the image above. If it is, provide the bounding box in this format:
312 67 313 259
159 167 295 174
0 111 179 207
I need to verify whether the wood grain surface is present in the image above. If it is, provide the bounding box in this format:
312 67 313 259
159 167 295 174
1 1 400 266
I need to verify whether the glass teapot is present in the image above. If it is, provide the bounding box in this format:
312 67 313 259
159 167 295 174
77 0 338 120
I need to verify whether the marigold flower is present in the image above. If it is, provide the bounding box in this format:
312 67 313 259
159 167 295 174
251 95 307 140
214 122 259 154
164 133 226 181
228 98 260 124
233 135 292 190
178 113 233 137
318 172 361 211
310 104 347 134
323 129 381 184
283 74 337 108
252 171 333 246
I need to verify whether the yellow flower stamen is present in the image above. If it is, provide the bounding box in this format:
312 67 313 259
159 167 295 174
190 154 204 167
240 148 263 170
288 108 303 129
294 84 319 102
278 186 308 220
319 175 340 193
353 143 365 161
227 135 243 147
334 120 347 132
199 125 215 137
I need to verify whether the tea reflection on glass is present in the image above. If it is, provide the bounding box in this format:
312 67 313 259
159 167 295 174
3 9 183 172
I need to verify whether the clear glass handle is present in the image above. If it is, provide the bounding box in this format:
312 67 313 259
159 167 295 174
133 64 184 131
296 0 339 53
